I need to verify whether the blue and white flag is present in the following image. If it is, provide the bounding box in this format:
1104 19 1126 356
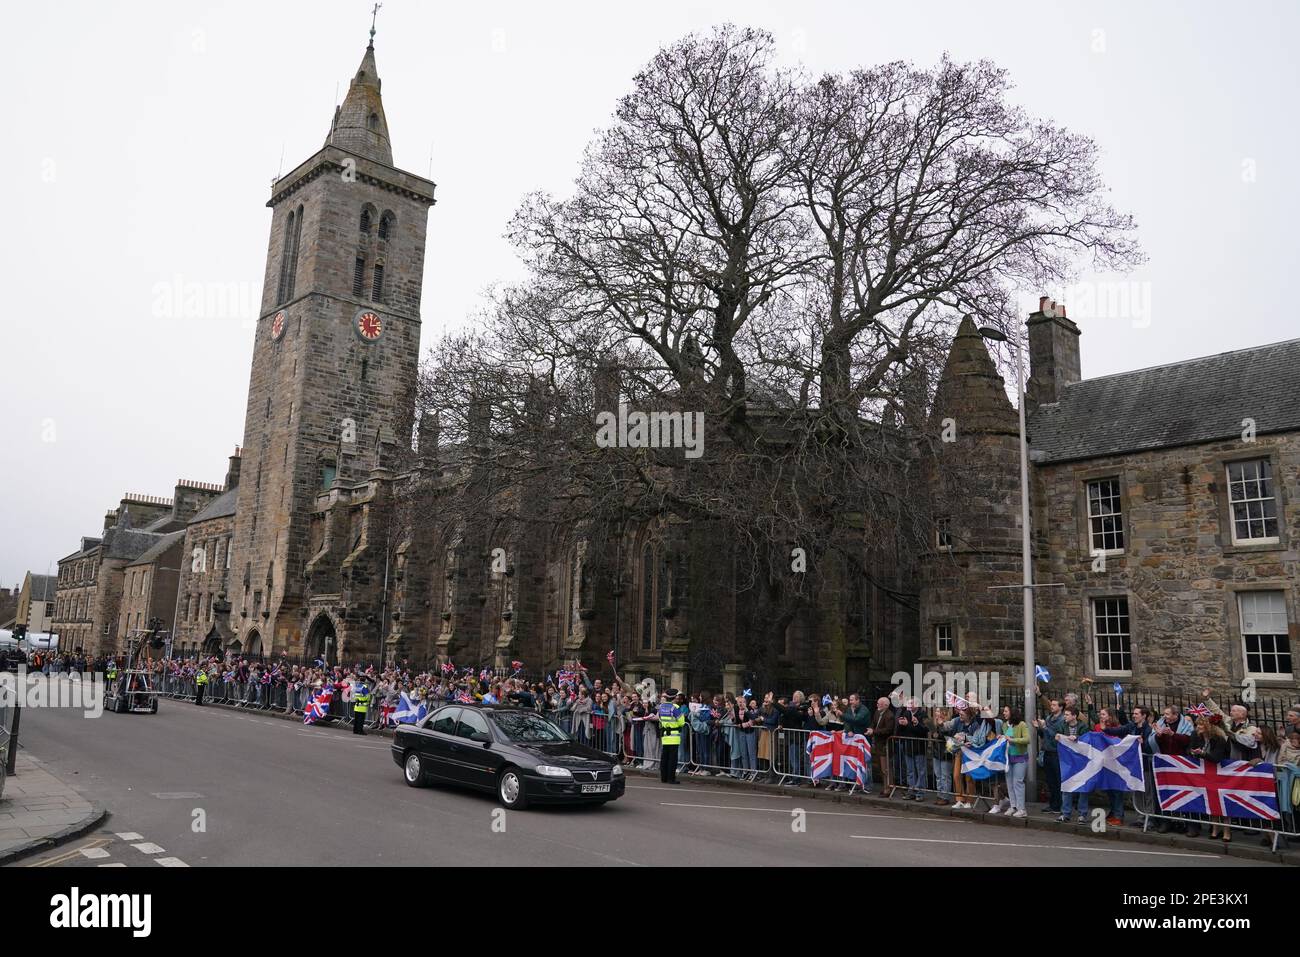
1059 732 1145 793
1113 682 1124 696
1034 664 1051 684
390 692 427 726
960 738 1008 780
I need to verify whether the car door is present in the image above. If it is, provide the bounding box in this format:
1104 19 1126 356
450 708 499 790
419 706 461 781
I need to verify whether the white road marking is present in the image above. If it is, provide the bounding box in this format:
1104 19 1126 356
98 863 127 867
79 847 110 859
131 842 166 855
155 857 189 867
114 832 143 841
848 834 1221 859
658 801 963 821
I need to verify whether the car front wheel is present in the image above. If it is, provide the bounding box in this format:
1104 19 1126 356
403 751 427 788
498 768 528 809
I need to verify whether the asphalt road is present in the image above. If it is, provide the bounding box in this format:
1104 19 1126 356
5 690 1281 868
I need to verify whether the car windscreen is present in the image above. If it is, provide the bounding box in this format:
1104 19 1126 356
490 711 570 743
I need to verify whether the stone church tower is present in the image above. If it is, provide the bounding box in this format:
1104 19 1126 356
227 36 436 655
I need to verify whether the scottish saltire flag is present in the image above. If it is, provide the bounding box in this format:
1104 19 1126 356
806 731 871 784
303 686 333 725
1113 682 1124 695
1059 732 1145 793
1153 756 1280 821
1035 665 1050 683
389 692 427 726
960 738 1008 780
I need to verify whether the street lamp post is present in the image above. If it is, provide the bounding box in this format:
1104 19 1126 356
977 322 1038 797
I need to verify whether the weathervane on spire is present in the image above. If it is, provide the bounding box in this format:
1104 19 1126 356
369 3 382 45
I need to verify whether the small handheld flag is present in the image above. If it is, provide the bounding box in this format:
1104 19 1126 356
1113 682 1124 696
1034 665 1050 684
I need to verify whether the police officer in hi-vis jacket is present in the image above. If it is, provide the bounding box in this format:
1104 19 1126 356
657 692 687 784
352 681 371 735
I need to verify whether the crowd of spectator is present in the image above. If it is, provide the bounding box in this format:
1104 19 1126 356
30 647 1300 845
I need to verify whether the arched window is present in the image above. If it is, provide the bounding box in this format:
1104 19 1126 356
638 541 665 652
360 207 371 234
371 261 384 301
276 205 303 304
378 211 394 240
367 112 379 132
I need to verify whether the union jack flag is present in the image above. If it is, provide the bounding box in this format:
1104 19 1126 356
606 650 616 666
1153 755 1280 820
510 660 524 673
806 731 872 785
556 670 579 686
1186 703 1211 718
456 690 475 704
303 686 333 725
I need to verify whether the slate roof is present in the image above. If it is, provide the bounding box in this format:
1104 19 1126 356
1028 337 1300 464
189 486 238 525
126 530 185 568
102 527 167 562
27 574 57 601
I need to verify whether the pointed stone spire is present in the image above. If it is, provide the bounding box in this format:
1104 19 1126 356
326 38 394 165
930 316 1019 435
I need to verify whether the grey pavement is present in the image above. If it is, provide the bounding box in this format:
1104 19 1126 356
0 750 106 862
3 691 1292 868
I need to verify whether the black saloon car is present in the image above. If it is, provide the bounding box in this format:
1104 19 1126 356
391 705 625 809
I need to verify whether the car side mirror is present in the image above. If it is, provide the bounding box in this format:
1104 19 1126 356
480 738 492 748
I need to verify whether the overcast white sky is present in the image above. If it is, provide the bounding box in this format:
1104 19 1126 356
3 1 1298 590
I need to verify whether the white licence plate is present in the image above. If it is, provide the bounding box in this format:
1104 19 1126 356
581 783 611 794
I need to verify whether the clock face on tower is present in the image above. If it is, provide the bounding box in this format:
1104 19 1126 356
355 309 383 342
270 311 286 341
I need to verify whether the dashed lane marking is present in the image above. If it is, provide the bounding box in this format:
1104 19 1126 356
114 832 143 841
155 857 189 867
131 842 166 855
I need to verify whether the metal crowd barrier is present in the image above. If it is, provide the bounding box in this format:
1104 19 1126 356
1128 752 1299 851
880 737 1013 808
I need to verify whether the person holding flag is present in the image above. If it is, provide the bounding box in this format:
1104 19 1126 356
1053 707 1094 823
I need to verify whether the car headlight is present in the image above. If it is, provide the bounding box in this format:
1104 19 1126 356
611 764 624 776
536 765 574 779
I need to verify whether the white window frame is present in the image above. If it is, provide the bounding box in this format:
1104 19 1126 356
935 622 954 657
1237 590 1293 679
1086 477 1125 555
935 516 953 551
1091 596 1133 677
1226 459 1280 545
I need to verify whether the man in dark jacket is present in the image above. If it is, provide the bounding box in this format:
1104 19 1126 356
1034 697 1067 814
870 697 896 791
894 700 929 800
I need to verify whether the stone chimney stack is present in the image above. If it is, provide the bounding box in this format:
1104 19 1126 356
225 446 242 490
1026 296 1081 408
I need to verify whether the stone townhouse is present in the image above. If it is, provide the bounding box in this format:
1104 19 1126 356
52 481 225 655
920 301 1299 695
116 531 185 645
173 450 241 656
13 572 57 636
